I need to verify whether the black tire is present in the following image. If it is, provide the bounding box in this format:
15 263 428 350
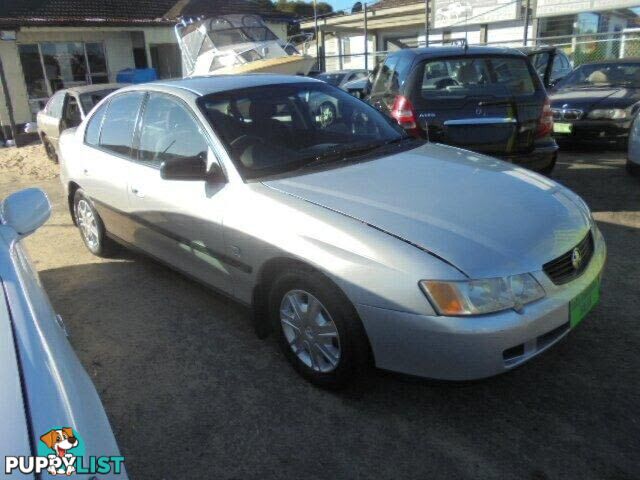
73 189 116 257
269 268 370 389
42 137 58 164
538 156 556 176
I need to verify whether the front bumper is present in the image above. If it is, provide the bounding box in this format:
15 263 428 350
356 226 606 381
553 119 631 144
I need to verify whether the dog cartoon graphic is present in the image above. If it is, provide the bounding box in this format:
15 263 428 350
40 427 79 475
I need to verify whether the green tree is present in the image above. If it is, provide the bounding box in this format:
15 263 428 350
275 0 333 17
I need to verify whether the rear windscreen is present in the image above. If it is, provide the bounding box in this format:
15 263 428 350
419 57 537 99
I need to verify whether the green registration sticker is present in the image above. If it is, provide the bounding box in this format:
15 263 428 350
554 122 572 134
570 278 600 328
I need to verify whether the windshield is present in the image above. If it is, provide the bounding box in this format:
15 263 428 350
419 56 538 98
79 89 117 115
557 62 640 89
317 73 347 86
197 83 406 180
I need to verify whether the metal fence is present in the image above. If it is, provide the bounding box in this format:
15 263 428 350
298 30 640 73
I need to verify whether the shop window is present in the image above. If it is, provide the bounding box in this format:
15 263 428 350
41 42 87 91
150 44 182 79
18 41 108 119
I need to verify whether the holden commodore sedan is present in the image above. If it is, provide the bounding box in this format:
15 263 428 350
59 75 605 388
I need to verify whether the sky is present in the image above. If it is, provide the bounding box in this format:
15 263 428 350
325 0 364 14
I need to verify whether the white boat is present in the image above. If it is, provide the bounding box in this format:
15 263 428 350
175 15 316 77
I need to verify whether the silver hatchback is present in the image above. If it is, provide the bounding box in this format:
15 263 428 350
59 75 605 388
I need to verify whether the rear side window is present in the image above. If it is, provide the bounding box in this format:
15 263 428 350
98 92 145 156
418 57 537 99
85 102 108 146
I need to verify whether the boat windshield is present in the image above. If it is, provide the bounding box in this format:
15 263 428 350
209 27 278 48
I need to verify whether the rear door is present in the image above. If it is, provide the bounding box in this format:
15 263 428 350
408 55 545 155
80 91 145 240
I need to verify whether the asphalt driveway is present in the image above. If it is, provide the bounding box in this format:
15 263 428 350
4 147 639 479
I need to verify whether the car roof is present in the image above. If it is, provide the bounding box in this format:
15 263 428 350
319 70 367 74
513 46 557 54
129 74 321 96
389 46 527 59
65 83 126 95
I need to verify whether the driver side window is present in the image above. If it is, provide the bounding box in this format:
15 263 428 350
137 94 208 167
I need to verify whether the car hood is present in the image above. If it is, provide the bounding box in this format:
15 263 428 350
264 143 591 278
551 86 640 111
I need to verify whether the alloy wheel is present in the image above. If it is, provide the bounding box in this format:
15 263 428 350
76 199 99 250
280 289 341 373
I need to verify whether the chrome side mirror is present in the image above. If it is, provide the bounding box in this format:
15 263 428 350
1 188 51 237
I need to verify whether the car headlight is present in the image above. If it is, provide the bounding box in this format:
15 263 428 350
420 273 545 316
587 108 628 120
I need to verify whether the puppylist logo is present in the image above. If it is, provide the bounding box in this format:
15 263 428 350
5 427 125 476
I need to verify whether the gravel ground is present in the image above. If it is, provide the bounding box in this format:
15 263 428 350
2 146 639 480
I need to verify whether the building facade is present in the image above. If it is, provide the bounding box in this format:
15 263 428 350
302 0 640 71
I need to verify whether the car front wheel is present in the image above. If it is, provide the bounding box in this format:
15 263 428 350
269 268 370 389
73 189 115 257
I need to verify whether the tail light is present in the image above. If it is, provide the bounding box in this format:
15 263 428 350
390 95 421 137
536 97 554 138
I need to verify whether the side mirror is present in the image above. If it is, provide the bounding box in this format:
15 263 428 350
160 153 224 182
1 188 51 237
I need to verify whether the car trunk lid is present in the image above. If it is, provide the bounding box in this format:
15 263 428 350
408 55 545 155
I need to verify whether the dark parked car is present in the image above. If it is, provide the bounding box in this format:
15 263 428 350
515 46 573 89
316 69 370 89
550 59 640 148
368 47 558 174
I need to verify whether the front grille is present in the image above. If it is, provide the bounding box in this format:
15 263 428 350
543 231 594 285
552 108 583 121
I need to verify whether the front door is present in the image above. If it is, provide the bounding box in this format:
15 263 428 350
126 92 234 295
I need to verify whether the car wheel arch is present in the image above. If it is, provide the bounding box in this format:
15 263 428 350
251 257 369 352
68 182 81 226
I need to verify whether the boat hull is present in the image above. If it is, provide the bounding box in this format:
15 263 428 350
192 55 316 76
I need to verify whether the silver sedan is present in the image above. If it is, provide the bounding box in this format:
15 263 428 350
59 75 605 388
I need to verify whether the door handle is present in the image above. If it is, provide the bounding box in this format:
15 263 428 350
130 186 145 198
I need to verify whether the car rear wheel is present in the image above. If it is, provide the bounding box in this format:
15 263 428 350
73 189 115 257
269 269 370 389
42 138 58 164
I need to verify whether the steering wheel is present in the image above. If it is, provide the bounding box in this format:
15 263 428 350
434 78 459 89
230 135 265 153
